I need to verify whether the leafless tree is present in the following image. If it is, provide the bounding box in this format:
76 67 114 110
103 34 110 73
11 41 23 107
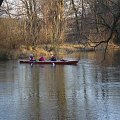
0 0 4 6
40 0 65 53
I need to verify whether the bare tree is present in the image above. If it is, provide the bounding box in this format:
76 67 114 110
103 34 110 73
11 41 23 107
0 0 4 6
20 0 39 46
51 0 65 53
40 0 65 54
88 0 120 46
71 0 80 42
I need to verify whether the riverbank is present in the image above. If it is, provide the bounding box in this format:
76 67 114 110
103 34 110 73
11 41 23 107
17 44 81 59
0 43 120 60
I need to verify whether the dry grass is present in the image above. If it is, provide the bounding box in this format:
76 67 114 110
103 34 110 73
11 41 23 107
17 43 79 59
0 42 119 60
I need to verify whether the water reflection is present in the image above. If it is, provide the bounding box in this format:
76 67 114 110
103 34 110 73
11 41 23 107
0 51 120 120
38 65 67 120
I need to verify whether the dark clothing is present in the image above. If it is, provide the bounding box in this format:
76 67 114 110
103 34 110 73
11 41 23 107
29 56 35 61
50 56 57 61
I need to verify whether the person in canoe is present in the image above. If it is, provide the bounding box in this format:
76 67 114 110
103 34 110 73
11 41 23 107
29 54 36 61
50 55 57 61
39 56 45 61
60 58 67 61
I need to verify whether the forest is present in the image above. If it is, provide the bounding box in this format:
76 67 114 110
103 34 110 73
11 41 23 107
0 0 120 59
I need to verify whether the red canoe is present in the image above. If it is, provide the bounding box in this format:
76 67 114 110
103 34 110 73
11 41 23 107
19 60 79 65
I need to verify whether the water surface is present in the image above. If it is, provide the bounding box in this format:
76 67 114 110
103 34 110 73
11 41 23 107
0 51 120 120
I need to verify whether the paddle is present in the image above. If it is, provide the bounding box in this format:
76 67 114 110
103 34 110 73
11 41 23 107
52 62 55 66
60 59 68 62
31 62 33 67
30 60 36 67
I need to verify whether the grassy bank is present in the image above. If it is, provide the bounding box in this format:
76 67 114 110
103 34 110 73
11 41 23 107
0 43 119 60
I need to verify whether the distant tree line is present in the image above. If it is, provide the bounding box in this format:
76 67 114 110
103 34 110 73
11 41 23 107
0 0 120 53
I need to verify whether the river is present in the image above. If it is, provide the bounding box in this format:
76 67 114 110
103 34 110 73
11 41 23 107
0 50 120 120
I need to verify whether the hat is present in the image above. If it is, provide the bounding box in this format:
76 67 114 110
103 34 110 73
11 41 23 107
30 54 33 56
